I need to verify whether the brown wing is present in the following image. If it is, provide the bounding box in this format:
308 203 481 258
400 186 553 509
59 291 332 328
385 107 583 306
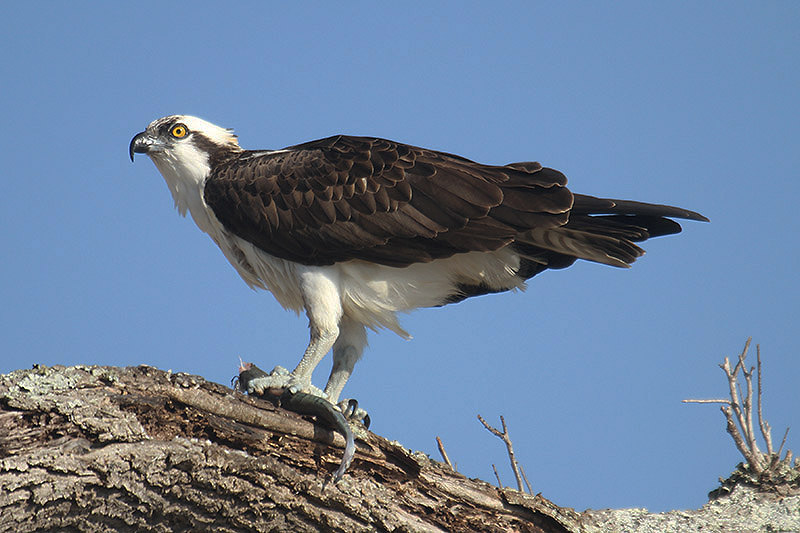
203 135 573 267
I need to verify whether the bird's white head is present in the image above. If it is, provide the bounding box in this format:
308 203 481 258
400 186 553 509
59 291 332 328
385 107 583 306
129 115 240 165
130 115 242 215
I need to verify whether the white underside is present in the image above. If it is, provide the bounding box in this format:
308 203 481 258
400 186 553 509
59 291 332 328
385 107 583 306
228 235 526 337
149 145 527 340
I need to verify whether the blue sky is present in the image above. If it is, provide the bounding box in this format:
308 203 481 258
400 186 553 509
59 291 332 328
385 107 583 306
2 2 798 513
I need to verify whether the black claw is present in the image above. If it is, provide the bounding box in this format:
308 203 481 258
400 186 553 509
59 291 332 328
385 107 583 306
343 398 358 418
341 398 370 428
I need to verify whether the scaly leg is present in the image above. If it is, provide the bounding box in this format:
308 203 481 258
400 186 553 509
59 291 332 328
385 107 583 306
289 323 340 392
323 317 367 404
324 317 370 425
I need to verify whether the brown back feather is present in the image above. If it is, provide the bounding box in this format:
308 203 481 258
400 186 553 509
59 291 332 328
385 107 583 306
204 136 572 267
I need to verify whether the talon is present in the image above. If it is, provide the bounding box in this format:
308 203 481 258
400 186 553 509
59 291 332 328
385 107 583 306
337 398 371 428
343 399 358 418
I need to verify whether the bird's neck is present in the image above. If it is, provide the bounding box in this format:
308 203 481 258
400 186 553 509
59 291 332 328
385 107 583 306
151 149 211 219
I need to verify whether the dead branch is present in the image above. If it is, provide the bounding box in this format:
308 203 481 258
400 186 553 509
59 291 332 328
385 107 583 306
478 414 524 492
492 464 503 489
435 435 454 470
757 345 774 455
519 464 534 495
684 338 793 477
777 427 790 460
0 364 582 533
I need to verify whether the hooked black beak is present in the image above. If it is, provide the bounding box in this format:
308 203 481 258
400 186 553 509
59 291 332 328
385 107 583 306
129 131 150 162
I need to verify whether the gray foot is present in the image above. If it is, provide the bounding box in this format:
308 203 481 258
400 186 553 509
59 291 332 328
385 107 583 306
244 365 326 399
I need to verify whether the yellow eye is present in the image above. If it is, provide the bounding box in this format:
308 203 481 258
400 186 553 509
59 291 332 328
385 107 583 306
170 124 188 138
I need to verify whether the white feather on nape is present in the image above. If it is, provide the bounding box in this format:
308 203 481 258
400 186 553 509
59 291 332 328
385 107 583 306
175 115 240 149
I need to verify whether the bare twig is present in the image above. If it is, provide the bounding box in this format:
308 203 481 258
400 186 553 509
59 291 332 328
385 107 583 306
722 340 765 472
478 414 524 491
684 338 793 477
757 344 774 455
721 403 756 469
519 464 533 495
491 464 503 489
435 436 453 470
723 340 752 452
777 427 790 460
742 360 759 463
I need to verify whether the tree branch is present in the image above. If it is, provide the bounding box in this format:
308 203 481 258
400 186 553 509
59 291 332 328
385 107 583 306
0 364 581 533
684 338 794 478
478 414 524 492
436 435 454 470
757 344 774 455
519 464 534 495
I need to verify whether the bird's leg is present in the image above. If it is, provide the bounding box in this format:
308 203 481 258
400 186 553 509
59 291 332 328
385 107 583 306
325 318 370 425
324 318 367 404
244 269 342 399
288 323 339 393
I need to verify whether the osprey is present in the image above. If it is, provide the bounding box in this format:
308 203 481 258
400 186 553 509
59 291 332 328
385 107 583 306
130 115 706 410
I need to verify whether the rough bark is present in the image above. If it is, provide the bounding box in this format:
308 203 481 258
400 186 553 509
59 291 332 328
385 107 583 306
1 365 797 533
0 365 579 533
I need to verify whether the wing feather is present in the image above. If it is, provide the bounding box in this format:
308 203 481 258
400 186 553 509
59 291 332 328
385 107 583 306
203 136 575 266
